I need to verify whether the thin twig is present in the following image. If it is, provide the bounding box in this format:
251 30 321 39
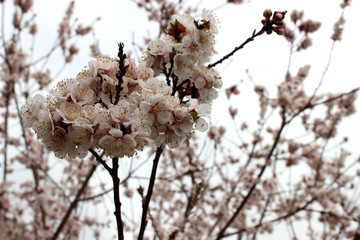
51 163 98 240
286 87 360 125
313 87 360 108
2 82 11 182
88 151 125 240
252 198 270 240
309 7 346 103
89 148 112 173
215 110 287 239
80 153 154 201
223 198 316 238
208 27 267 68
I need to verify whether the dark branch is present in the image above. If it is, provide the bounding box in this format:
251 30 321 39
208 27 267 68
138 147 164 240
89 148 112 173
114 42 127 105
111 157 124 240
216 113 287 239
51 164 98 240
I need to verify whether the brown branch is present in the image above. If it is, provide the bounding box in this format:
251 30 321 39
313 87 360 108
89 150 124 240
287 87 360 125
208 27 267 68
215 111 287 239
138 146 164 240
180 156 202 232
252 198 270 240
51 163 98 240
89 148 112 173
114 42 127 105
2 82 12 182
223 198 316 238
80 151 155 202
111 157 124 240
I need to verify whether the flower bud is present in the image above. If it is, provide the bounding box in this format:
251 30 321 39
273 11 286 22
263 9 272 19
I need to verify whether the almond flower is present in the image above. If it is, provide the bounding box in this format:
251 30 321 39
21 10 221 159
99 128 137 158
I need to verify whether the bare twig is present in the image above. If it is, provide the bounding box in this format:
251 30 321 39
287 87 360 125
80 153 154 201
2 82 11 182
252 198 270 240
138 146 164 240
223 198 316 238
216 110 287 239
51 163 98 240
208 27 267 68
89 150 124 240
89 148 112 173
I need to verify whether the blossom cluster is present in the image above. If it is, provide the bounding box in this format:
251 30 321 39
21 10 220 159
261 9 287 35
144 9 222 103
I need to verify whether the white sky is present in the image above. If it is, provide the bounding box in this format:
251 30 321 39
28 0 359 91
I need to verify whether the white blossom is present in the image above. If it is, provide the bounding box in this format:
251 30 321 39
21 10 221 159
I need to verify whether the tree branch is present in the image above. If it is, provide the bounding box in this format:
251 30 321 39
89 148 112 173
208 27 267 68
138 146 164 240
114 42 127 105
51 163 98 240
216 113 287 239
111 157 124 240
